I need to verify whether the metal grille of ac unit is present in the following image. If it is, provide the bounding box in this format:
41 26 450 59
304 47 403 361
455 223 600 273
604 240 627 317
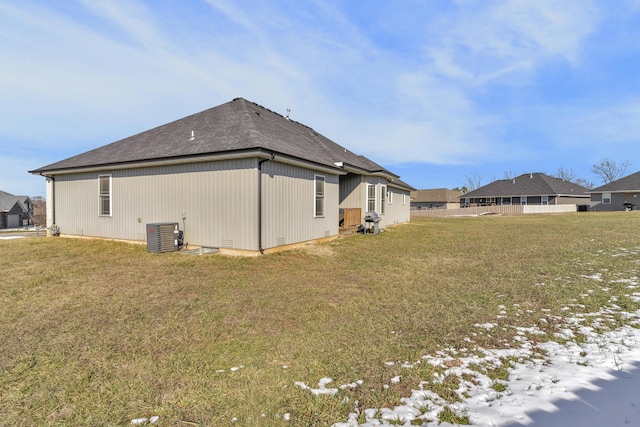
147 222 179 253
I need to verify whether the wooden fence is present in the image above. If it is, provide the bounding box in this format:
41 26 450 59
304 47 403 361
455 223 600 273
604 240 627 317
411 204 578 218
340 208 362 227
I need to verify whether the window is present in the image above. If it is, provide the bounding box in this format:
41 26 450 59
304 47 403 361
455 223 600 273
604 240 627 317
464 197 470 207
99 175 112 216
380 185 386 214
542 195 549 205
603 193 611 204
314 175 325 217
521 196 527 205
387 189 393 204
501 197 511 206
367 184 376 212
402 194 406 205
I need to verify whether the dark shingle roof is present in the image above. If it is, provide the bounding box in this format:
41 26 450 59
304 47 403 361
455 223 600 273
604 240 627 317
590 171 640 193
464 173 590 198
30 98 412 189
0 190 28 212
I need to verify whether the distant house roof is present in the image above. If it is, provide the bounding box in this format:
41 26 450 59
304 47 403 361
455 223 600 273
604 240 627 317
411 188 464 203
0 190 29 212
30 97 413 190
463 173 590 199
590 171 640 193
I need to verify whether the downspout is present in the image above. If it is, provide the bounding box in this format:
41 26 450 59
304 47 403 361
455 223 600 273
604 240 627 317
258 154 275 254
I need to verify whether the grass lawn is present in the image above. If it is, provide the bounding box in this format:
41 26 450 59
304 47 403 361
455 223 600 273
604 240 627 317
1 212 640 426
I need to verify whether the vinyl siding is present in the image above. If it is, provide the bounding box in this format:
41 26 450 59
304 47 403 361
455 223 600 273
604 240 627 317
53 158 260 250
261 161 339 249
51 157 342 251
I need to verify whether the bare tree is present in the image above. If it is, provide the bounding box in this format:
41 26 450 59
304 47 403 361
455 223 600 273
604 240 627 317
503 170 516 180
553 167 577 182
465 172 484 192
29 196 46 227
552 168 595 189
591 158 630 185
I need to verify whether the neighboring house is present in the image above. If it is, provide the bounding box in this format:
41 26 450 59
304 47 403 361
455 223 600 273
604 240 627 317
410 188 464 210
460 173 590 208
589 171 640 211
0 190 32 229
30 98 413 254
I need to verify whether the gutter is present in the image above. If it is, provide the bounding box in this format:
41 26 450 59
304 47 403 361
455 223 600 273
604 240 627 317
258 153 275 254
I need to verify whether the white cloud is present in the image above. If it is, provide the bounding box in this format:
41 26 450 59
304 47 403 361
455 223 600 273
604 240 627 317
426 0 601 85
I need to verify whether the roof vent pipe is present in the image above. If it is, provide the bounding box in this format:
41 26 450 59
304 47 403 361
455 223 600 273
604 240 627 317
189 130 195 141
285 108 291 119
512 179 515 184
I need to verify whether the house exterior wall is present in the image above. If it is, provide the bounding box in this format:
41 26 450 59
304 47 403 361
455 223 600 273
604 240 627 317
385 186 411 225
261 161 339 249
338 174 410 228
590 192 640 211
49 158 342 251
339 173 363 208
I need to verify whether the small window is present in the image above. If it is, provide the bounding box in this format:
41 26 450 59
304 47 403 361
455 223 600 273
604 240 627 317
602 193 611 204
464 197 470 207
402 194 406 205
521 196 527 205
388 190 393 204
99 175 112 216
542 195 549 205
367 184 376 211
380 185 386 214
314 175 325 217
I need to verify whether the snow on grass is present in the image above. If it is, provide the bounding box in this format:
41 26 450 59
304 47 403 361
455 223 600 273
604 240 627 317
330 258 640 426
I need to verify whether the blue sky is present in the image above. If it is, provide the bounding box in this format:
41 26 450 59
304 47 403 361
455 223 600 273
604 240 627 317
2 0 640 197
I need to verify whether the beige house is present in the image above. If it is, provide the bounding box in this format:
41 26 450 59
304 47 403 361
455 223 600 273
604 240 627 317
410 188 464 210
30 98 413 254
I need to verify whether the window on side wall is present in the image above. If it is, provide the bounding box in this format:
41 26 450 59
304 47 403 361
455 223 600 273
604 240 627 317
521 196 527 205
99 175 112 216
314 175 325 217
402 193 406 205
366 184 376 212
542 195 548 205
380 185 386 214
603 193 611 204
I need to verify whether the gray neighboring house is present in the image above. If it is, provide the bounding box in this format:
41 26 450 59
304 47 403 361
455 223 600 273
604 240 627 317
30 98 413 254
0 190 32 229
460 173 590 207
589 171 640 211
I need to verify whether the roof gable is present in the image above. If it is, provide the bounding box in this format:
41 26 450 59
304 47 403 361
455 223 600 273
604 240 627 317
0 190 29 212
591 171 640 193
464 173 590 198
30 98 411 189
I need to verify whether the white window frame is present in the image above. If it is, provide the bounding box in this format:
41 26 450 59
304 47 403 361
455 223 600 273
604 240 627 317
520 196 527 205
314 175 325 217
367 184 376 212
99 174 112 217
387 189 393 204
602 193 611 204
380 185 386 214
402 193 406 205
541 195 549 205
